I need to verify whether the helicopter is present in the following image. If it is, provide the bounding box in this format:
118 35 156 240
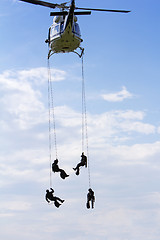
19 0 130 58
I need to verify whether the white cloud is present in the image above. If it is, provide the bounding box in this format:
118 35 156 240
108 141 160 164
55 107 154 135
1 67 160 240
0 68 66 130
113 110 145 120
84 110 155 147
0 67 157 171
0 67 66 88
0 201 31 212
119 120 155 134
101 86 133 102
18 67 66 85
157 126 160 134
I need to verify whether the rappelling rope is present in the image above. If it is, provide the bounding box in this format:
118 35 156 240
81 55 91 188
47 58 58 187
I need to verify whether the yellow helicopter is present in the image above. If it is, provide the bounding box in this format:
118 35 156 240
19 0 130 58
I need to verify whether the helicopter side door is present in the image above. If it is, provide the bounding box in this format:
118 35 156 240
72 22 81 38
50 23 61 40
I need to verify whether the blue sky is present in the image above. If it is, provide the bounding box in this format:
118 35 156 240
1 0 160 239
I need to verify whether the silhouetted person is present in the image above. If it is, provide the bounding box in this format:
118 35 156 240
86 188 95 209
73 152 87 175
45 188 65 208
52 159 69 179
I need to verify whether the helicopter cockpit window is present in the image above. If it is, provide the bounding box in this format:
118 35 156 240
55 25 59 33
60 22 64 33
51 24 60 37
73 23 81 36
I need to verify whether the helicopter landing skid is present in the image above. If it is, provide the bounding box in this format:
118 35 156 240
73 47 84 58
47 47 84 59
48 50 53 59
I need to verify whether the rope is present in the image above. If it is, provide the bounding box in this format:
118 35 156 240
81 55 91 188
47 59 52 188
47 58 58 188
82 60 85 153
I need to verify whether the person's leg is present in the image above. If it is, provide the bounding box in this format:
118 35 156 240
91 200 94 208
55 197 64 203
60 169 69 179
86 201 90 209
54 201 61 208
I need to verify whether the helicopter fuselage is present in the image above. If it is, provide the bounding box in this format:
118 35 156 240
49 16 82 55
46 0 84 58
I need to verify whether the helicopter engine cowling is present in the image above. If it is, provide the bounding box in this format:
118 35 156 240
54 16 63 23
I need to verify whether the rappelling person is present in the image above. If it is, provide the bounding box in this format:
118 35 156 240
52 159 69 179
45 188 65 208
73 152 87 175
86 188 95 209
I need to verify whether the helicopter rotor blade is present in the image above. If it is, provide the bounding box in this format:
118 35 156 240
19 0 69 9
50 11 91 16
75 7 130 13
19 1 130 13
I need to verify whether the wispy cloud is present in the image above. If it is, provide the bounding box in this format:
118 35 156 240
1 68 160 240
0 201 31 212
0 68 66 130
101 86 133 102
